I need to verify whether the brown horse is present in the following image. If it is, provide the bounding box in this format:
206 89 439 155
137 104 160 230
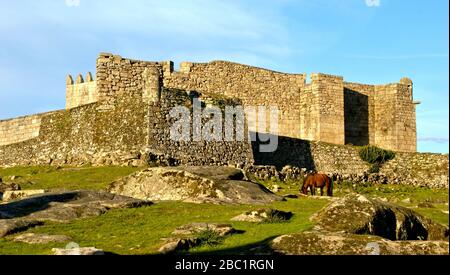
301 173 333 197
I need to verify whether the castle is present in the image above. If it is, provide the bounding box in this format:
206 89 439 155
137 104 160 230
0 53 419 169
66 53 418 151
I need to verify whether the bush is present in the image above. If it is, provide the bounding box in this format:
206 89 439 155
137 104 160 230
368 163 381 173
359 146 395 174
359 146 395 165
260 209 293 224
196 229 224 247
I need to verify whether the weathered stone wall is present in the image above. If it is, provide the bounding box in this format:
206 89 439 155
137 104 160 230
163 61 306 139
252 137 369 173
380 152 448 188
146 88 253 167
1 53 426 185
298 84 319 141
251 138 448 188
395 82 417 152
0 82 254 168
95 53 164 111
0 105 96 166
0 94 150 167
373 84 397 150
342 81 416 152
61 53 417 152
65 72 98 109
344 82 375 146
311 74 345 145
0 113 46 146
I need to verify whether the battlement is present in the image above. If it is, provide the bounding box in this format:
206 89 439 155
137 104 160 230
56 53 417 152
95 53 416 151
65 72 97 109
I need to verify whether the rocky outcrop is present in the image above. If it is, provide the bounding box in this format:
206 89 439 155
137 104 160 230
52 247 104 255
108 166 284 205
0 181 21 194
0 219 43 238
0 190 152 238
159 222 237 254
311 194 448 241
270 194 449 255
231 209 293 223
2 190 46 202
271 231 449 255
172 223 236 237
13 233 72 244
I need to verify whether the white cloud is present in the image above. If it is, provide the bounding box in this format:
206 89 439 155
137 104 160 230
343 53 448 60
0 0 298 67
365 0 381 7
65 0 80 7
418 137 449 144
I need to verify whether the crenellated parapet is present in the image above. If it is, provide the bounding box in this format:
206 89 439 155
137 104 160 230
66 71 98 109
60 52 417 152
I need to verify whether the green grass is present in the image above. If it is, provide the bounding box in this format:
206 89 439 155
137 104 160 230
414 207 449 226
0 198 327 255
334 181 449 226
0 165 448 255
335 181 448 203
0 165 142 191
256 177 449 226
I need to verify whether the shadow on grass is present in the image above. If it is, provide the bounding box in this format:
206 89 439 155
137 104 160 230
189 236 278 256
142 236 278 256
0 192 78 219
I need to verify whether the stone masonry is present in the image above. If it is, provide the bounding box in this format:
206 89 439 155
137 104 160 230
1 53 418 152
0 53 445 188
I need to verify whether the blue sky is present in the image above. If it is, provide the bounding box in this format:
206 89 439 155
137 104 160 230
0 0 448 153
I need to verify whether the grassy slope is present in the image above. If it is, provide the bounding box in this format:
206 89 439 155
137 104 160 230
258 178 449 226
0 166 142 191
0 199 327 255
0 166 448 255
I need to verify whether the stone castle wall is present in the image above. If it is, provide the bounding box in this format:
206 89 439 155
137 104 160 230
310 74 345 145
343 82 375 146
394 81 417 152
146 88 253 167
0 113 46 146
65 72 98 110
59 53 418 152
94 53 165 111
1 53 437 187
0 83 253 168
163 61 306 139
252 139 448 189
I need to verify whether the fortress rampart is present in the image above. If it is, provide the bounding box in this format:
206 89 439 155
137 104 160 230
0 53 445 188
0 114 43 146
65 72 97 109
88 53 416 152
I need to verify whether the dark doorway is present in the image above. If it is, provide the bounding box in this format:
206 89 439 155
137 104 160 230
344 89 369 146
251 132 316 171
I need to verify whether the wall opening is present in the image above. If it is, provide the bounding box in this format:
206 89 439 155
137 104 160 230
344 88 369 146
251 133 316 170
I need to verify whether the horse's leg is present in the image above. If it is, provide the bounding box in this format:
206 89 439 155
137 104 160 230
327 179 333 196
320 187 324 196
